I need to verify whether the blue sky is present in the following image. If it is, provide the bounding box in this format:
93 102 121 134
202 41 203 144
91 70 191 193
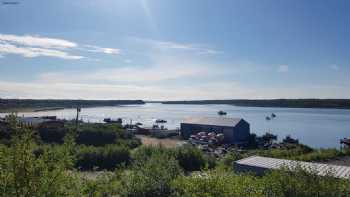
0 0 349 100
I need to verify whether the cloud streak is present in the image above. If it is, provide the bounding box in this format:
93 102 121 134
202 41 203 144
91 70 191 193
278 65 289 73
132 38 221 55
0 34 121 59
84 45 121 55
330 64 340 71
0 34 77 49
0 42 84 59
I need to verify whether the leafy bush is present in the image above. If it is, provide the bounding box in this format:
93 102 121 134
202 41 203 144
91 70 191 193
132 145 215 172
261 168 350 197
76 145 131 171
120 152 183 197
172 169 350 197
38 126 68 144
0 116 82 196
74 123 122 146
172 171 263 197
116 138 142 149
174 146 208 171
292 148 346 161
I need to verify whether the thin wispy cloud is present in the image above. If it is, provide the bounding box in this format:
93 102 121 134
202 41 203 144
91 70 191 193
39 63 208 84
278 65 289 73
330 64 340 71
132 38 221 55
124 59 132 63
0 42 84 59
84 45 121 55
0 34 77 49
0 34 121 59
154 40 220 55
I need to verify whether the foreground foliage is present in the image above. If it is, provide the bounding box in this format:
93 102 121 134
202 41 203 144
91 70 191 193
172 170 350 197
0 116 82 196
1 115 350 196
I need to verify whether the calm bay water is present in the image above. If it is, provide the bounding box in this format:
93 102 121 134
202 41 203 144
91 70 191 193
1 103 350 148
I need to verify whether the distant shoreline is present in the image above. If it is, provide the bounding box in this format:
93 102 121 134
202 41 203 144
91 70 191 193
160 99 350 109
0 99 145 113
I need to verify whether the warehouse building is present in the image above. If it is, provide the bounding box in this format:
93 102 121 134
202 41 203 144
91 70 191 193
180 117 250 144
234 156 350 179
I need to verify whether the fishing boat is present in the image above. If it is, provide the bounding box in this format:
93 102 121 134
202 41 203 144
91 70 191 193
218 110 227 115
283 135 299 144
155 119 167 123
103 118 122 124
271 113 276 118
265 116 271 121
135 122 143 126
340 138 350 146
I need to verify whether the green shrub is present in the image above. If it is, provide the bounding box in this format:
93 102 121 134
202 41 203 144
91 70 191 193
174 146 208 172
38 126 68 144
132 145 215 172
171 171 263 197
120 153 183 197
172 169 350 197
75 124 120 146
0 116 82 196
76 145 131 171
261 168 350 197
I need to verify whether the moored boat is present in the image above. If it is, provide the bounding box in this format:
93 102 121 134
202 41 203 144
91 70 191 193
218 110 227 115
155 119 167 123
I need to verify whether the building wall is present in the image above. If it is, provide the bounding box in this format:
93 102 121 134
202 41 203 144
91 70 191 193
232 120 250 143
180 123 225 139
180 119 250 144
234 163 268 176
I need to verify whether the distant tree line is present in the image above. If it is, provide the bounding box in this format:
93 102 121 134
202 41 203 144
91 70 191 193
0 99 145 111
162 99 350 109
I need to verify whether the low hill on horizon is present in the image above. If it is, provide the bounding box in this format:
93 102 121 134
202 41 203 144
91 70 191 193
160 99 350 109
0 99 145 112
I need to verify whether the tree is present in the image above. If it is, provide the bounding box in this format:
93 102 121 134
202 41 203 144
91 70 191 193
120 152 183 197
0 115 82 196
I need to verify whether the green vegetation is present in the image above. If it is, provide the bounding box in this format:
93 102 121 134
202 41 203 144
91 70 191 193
217 144 350 172
1 115 350 196
172 170 350 197
0 99 145 112
251 145 350 162
76 145 131 171
0 116 82 196
162 99 350 109
132 145 215 172
120 152 183 197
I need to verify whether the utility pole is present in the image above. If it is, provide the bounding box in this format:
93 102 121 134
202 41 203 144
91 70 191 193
75 106 81 133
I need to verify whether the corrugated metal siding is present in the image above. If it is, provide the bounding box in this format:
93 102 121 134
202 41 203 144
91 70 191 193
234 156 350 179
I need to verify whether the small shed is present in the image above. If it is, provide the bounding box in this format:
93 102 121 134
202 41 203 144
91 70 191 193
234 156 350 179
180 117 250 144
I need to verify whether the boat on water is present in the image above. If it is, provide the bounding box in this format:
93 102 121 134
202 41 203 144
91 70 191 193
218 110 227 115
103 118 122 124
271 113 276 118
340 138 350 146
283 135 299 144
265 116 271 121
155 119 167 123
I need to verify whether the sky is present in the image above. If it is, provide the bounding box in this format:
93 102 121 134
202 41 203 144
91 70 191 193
0 0 349 100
